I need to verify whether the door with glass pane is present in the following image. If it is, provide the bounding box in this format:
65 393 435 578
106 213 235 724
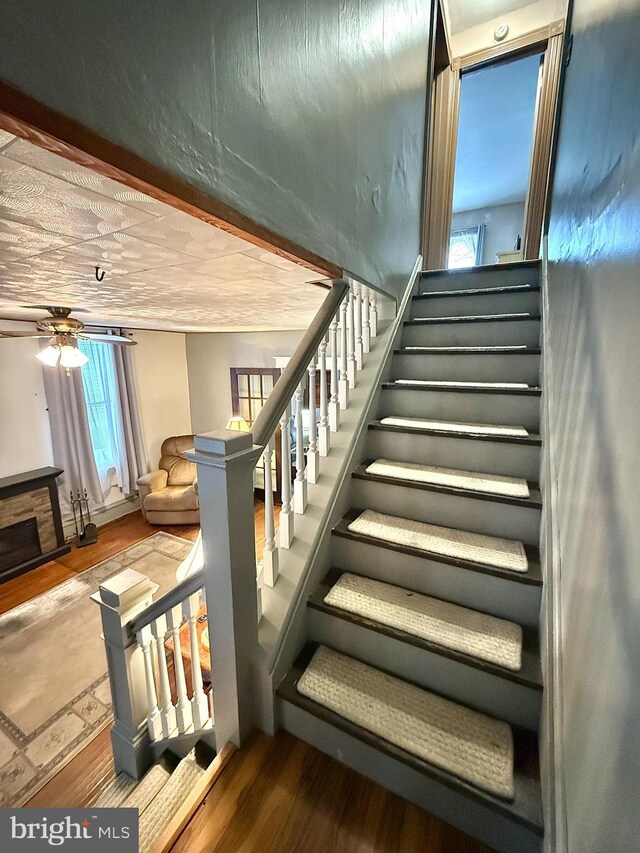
230 368 281 499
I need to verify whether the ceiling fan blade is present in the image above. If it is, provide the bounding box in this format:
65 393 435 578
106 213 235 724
21 305 90 314
76 332 137 346
0 332 53 339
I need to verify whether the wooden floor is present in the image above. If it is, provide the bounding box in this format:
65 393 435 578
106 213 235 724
15 509 490 852
173 730 493 853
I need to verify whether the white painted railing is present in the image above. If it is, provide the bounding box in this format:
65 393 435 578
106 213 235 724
95 279 381 771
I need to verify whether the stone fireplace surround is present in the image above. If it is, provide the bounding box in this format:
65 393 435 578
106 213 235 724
0 468 70 583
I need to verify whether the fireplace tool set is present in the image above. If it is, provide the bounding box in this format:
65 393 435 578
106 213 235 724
70 488 98 547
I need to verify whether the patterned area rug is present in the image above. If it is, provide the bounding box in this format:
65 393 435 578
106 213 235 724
0 532 193 808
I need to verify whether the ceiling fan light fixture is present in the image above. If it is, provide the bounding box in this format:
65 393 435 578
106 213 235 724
59 343 89 368
36 344 62 367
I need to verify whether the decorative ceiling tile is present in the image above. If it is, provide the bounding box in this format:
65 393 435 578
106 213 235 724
0 217 78 261
3 139 173 216
123 211 254 259
0 131 16 151
61 232 196 276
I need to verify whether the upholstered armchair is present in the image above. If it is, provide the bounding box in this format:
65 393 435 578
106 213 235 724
137 435 199 525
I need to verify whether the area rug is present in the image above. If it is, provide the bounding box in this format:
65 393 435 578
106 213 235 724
0 532 193 808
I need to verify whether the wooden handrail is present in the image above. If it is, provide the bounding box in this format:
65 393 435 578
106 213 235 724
251 280 349 448
128 568 204 637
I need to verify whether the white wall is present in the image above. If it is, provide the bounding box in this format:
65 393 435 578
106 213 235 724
186 330 305 435
449 0 566 57
452 201 525 265
0 320 54 478
128 329 192 466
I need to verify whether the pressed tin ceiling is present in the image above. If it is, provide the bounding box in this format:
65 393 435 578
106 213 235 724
0 132 328 332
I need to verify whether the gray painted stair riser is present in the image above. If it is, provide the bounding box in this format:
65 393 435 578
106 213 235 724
366 428 541 480
402 319 540 348
278 699 542 853
331 535 542 626
307 608 541 730
411 291 540 318
379 387 541 431
392 352 541 384
349 478 541 546
421 265 540 292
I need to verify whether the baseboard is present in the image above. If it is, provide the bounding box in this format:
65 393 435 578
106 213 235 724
63 495 140 541
539 244 567 853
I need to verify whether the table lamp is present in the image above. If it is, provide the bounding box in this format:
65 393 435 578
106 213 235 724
226 416 250 432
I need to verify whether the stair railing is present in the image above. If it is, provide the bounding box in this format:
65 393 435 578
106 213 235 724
94 278 380 772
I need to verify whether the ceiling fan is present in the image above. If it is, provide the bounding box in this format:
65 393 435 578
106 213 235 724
0 306 136 372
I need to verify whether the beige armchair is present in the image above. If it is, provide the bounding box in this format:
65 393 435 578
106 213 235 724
137 435 199 525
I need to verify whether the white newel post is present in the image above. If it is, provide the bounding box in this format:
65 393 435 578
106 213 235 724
293 381 308 513
339 298 349 409
347 284 357 388
329 315 340 431
278 405 294 548
318 334 330 456
186 430 262 750
92 569 159 779
306 358 319 484
262 437 279 586
362 287 371 354
354 281 364 371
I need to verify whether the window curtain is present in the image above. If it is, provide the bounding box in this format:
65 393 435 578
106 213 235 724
111 337 148 495
40 352 105 518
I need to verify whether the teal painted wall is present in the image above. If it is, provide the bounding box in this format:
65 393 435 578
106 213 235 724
0 1 431 299
545 0 640 849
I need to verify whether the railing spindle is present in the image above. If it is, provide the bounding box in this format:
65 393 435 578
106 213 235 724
167 606 192 733
354 281 364 371
262 438 278 586
278 405 294 548
339 298 349 409
306 358 319 484
137 626 162 742
183 593 211 730
318 334 330 456
329 315 340 431
370 290 378 337
151 616 177 739
348 283 357 388
362 287 371 354
293 381 308 513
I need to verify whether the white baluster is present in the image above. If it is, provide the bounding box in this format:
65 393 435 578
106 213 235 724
362 288 371 354
370 290 378 338
347 284 357 388
183 594 211 731
262 437 279 586
256 563 264 622
339 298 349 409
354 281 364 371
137 625 163 742
329 315 340 431
306 358 319 484
293 381 308 514
318 334 330 456
167 605 193 734
278 405 294 548
151 615 177 738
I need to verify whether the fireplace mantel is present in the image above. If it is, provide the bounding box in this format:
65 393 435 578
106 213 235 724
0 467 70 583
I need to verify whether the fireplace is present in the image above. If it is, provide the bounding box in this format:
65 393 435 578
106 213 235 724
0 517 41 574
0 467 70 583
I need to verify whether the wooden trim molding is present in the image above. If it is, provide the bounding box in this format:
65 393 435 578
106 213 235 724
0 80 341 280
454 19 565 71
523 33 564 260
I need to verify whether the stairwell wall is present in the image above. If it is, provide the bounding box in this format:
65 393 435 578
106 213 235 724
0 0 432 302
543 0 640 850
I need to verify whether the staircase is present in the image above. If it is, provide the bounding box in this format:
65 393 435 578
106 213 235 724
277 261 544 853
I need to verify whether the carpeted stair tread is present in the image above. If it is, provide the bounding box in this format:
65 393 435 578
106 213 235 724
398 345 540 353
379 415 530 437
405 312 540 324
393 378 532 389
415 284 540 299
296 645 514 799
91 772 137 808
347 510 528 573
323 573 523 670
121 762 172 816
139 752 204 852
363 458 530 498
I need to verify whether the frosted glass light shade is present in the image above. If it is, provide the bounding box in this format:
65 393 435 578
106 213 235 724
226 416 250 432
59 345 89 368
36 345 61 367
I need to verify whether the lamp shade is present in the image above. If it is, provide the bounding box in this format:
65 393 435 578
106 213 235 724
36 345 61 367
59 344 89 368
226 416 250 432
